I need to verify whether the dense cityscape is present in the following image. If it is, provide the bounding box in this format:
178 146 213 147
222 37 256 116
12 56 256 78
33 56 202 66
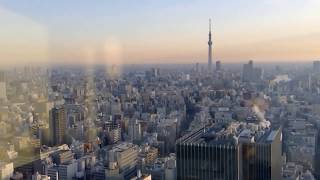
1 1 320 180
1 24 320 179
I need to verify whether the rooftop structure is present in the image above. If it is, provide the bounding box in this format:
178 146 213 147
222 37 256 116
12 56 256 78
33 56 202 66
177 120 275 146
176 120 282 180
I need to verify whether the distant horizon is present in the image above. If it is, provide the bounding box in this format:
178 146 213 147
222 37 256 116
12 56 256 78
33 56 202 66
0 59 318 70
1 0 320 66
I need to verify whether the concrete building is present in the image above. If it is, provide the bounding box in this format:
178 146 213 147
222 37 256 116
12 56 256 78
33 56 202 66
32 172 51 180
107 142 139 179
52 150 74 165
47 160 77 180
128 119 142 142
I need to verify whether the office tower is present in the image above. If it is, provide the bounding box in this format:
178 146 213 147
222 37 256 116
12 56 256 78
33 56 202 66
242 60 263 82
208 19 213 73
0 71 4 81
243 60 253 82
216 60 221 71
65 104 85 128
0 71 7 101
49 106 66 146
195 63 200 74
313 61 320 72
176 122 282 180
176 127 238 180
314 130 320 179
128 119 142 142
151 67 160 77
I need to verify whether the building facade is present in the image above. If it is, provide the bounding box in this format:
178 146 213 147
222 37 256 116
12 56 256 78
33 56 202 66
49 106 66 146
176 124 282 180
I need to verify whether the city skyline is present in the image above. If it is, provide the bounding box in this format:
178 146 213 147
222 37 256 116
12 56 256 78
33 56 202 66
1 0 320 67
3 1 320 179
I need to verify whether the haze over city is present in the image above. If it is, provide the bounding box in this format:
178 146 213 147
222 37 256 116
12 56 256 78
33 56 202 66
2 1 320 180
1 0 320 66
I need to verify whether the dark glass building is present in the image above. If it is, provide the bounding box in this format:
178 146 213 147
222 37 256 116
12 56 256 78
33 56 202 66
49 106 66 146
176 122 282 180
313 130 320 180
240 130 282 180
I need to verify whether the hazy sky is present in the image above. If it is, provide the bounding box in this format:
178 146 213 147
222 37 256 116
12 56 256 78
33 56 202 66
0 0 320 66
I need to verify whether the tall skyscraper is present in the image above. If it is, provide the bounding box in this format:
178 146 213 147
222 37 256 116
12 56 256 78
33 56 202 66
49 106 66 146
0 71 7 101
313 130 320 179
313 61 320 72
176 122 282 180
242 60 263 82
128 119 142 142
208 19 213 73
216 60 221 71
243 60 253 82
195 62 199 74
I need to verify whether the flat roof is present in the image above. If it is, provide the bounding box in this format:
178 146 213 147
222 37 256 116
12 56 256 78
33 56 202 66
177 122 280 145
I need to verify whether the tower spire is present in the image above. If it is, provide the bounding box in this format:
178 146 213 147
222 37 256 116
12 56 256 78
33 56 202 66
209 18 211 33
208 18 213 74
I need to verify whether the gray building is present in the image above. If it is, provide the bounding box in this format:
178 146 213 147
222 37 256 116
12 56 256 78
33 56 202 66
313 61 320 73
49 106 66 146
176 122 282 180
242 60 263 83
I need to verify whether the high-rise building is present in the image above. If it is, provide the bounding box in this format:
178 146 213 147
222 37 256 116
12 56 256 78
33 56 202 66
176 122 282 180
65 104 84 128
195 63 200 74
313 130 320 179
216 60 221 71
243 60 253 82
129 119 142 142
0 71 4 81
151 68 160 77
242 60 263 82
208 19 213 74
313 61 320 72
0 71 7 101
49 106 66 146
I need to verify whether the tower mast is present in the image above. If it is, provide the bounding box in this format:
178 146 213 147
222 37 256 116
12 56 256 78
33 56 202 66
208 19 213 74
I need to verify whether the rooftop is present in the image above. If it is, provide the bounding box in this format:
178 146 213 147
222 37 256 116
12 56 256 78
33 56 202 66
109 142 138 153
177 120 279 145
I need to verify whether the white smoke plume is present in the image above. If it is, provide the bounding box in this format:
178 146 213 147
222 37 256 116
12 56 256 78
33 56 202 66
252 104 271 129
